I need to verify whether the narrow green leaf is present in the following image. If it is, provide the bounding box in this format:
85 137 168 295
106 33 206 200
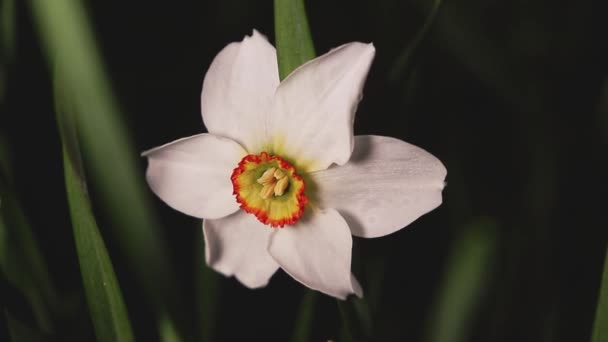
338 297 373 342
4 311 48 342
0 0 16 103
0 214 54 334
159 313 182 342
195 227 219 342
290 290 317 342
592 246 608 342
26 0 178 314
0 0 15 60
273 0 316 79
0 146 57 334
425 217 498 342
55 85 134 342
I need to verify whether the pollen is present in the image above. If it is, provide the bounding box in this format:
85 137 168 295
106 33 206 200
231 152 308 227
256 165 290 199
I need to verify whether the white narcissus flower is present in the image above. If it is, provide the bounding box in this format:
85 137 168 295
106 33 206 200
143 30 446 299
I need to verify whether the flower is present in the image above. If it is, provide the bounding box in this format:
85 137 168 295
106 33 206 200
143 30 446 299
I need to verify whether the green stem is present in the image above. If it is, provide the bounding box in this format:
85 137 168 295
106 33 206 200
592 246 608 342
273 0 316 79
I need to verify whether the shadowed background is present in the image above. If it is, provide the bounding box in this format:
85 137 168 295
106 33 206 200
1 0 607 341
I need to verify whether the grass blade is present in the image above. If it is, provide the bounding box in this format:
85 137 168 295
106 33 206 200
26 0 178 315
291 290 317 342
195 226 219 342
273 0 316 79
158 313 181 342
4 312 48 342
425 217 498 342
337 297 373 342
55 83 134 342
592 246 608 342
0 143 57 334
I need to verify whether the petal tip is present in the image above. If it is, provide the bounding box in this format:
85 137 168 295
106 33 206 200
235 273 271 289
248 28 269 42
141 150 154 158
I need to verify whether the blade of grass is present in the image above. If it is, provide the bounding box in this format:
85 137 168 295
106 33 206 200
425 217 498 342
592 246 608 342
195 226 219 342
4 312 48 342
0 0 15 103
26 0 179 317
159 313 181 342
0 0 15 58
337 297 373 342
290 290 317 342
55 80 134 342
0 146 57 334
273 0 316 80
0 200 55 334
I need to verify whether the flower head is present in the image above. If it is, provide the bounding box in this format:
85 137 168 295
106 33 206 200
143 30 446 299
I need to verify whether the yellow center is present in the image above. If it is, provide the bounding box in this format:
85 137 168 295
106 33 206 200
231 152 307 227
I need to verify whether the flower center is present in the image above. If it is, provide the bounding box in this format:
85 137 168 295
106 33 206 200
231 152 308 227
256 167 290 199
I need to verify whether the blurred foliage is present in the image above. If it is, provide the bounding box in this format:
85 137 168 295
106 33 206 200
592 248 608 342
425 217 498 342
26 0 198 339
290 290 316 342
0 0 606 341
55 74 134 342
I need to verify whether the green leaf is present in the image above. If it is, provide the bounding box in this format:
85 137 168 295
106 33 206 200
195 227 219 342
337 297 373 342
4 311 48 342
0 145 57 334
425 217 498 342
55 83 134 342
158 313 182 342
592 246 608 342
0 0 15 59
273 0 316 79
0 0 15 106
0 213 54 334
26 0 179 315
290 290 317 342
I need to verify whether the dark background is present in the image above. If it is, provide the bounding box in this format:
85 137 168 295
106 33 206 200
3 0 608 341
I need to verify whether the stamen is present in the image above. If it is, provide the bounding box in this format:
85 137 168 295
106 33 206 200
273 168 285 180
257 167 276 184
274 176 289 196
260 183 275 199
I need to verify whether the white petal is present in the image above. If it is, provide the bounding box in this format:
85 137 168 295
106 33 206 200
143 133 245 219
268 209 362 299
269 42 375 172
203 211 279 288
311 135 447 238
201 30 279 153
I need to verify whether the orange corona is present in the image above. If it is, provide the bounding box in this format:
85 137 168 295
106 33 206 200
231 152 308 227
